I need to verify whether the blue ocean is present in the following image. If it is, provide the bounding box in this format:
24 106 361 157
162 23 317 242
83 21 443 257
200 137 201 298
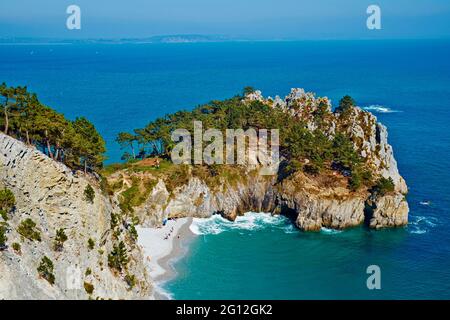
1 40 450 299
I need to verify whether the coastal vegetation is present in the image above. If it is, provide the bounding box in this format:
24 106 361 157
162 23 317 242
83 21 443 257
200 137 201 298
17 218 42 242
113 88 372 191
37 256 55 285
53 228 68 252
0 224 7 248
84 185 95 203
84 282 94 295
125 273 136 289
372 177 395 196
12 242 21 254
0 188 15 221
87 238 95 250
108 241 129 272
0 83 106 173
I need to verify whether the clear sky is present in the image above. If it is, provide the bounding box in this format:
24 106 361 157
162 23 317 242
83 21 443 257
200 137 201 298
1 0 450 39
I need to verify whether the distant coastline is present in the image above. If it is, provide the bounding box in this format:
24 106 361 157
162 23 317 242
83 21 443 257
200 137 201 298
1 36 448 46
0 34 239 45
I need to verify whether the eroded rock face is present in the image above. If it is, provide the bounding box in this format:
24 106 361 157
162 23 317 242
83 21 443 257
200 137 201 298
276 175 367 231
367 193 409 229
135 174 277 226
0 133 151 300
336 107 408 194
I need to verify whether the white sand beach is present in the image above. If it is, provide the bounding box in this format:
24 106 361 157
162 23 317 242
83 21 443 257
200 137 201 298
136 217 195 299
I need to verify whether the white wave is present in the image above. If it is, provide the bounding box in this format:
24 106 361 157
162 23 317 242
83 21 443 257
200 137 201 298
408 227 428 235
363 105 401 114
320 227 343 234
411 215 438 226
419 201 432 206
153 283 174 300
282 223 298 234
407 215 438 235
190 212 294 235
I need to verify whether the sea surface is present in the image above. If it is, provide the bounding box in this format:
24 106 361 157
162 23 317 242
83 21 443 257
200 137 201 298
1 40 450 299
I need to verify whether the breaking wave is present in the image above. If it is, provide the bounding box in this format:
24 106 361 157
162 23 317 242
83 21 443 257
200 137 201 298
407 215 438 235
190 212 297 236
320 227 343 235
363 105 401 114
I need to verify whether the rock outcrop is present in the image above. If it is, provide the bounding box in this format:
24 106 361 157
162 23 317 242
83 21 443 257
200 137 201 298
127 89 409 231
0 88 409 300
0 133 152 299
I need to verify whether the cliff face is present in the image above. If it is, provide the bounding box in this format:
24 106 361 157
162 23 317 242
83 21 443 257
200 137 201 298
0 88 409 299
0 133 151 299
131 170 406 232
126 89 408 231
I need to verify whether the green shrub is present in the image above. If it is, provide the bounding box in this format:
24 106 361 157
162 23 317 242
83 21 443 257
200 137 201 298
349 172 362 191
0 209 8 221
108 241 129 272
84 282 94 294
17 218 41 242
0 188 15 211
85 268 92 276
0 188 15 221
53 228 68 251
37 256 55 285
12 242 21 253
336 95 356 114
84 185 95 203
243 86 256 95
373 177 395 196
88 238 95 250
124 273 136 289
303 163 320 176
110 213 119 229
0 224 7 247
128 224 138 242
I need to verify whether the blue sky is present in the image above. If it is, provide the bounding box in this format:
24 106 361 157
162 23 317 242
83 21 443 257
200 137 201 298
1 0 450 39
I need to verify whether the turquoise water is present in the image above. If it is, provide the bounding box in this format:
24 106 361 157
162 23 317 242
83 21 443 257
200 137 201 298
1 40 450 299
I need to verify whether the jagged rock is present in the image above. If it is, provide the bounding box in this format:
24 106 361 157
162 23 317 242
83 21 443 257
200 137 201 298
136 179 170 227
0 133 152 300
130 88 409 231
367 193 409 229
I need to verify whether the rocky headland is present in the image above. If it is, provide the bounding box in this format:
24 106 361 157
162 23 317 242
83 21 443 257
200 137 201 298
0 88 409 299
110 88 409 231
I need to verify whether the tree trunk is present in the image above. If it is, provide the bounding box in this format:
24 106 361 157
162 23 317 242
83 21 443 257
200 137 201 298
26 130 30 145
84 159 87 174
131 143 136 159
3 105 8 135
46 139 54 159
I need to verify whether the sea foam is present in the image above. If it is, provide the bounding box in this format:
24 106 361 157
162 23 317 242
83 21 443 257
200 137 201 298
190 212 295 235
407 215 438 235
363 105 401 113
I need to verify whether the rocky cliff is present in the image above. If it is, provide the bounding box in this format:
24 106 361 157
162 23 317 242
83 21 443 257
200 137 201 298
0 88 409 299
0 133 152 299
117 88 408 231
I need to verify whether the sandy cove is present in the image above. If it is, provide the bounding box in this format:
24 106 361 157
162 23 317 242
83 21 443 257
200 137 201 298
136 217 195 299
